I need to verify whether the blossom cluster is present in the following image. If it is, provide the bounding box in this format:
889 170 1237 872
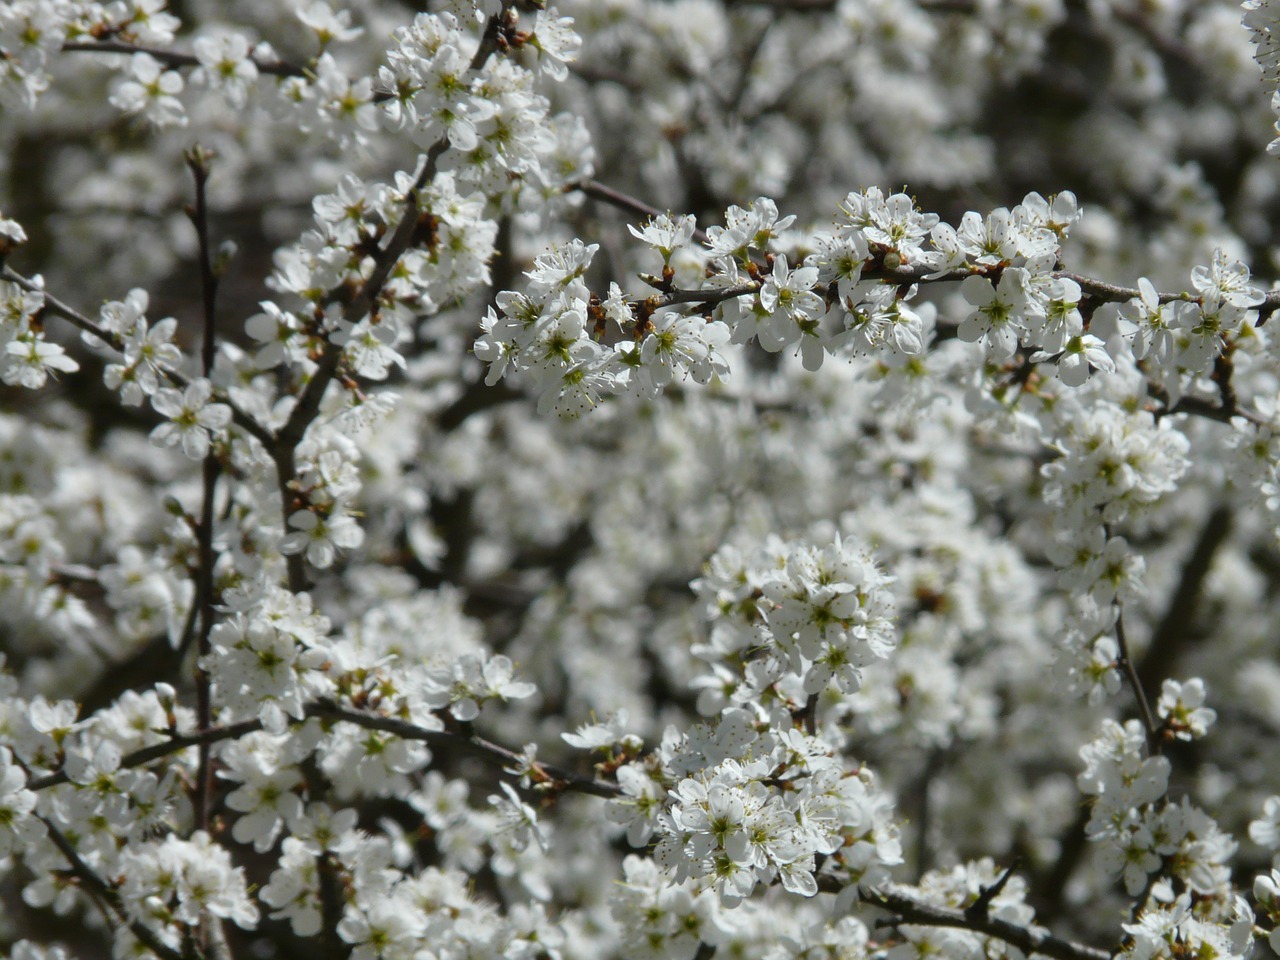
572 703 904 918
475 237 733 416
478 187 1272 422
1078 718 1232 898
637 711 902 905
0 577 542 954
692 534 897 708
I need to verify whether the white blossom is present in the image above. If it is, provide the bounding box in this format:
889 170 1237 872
149 378 232 460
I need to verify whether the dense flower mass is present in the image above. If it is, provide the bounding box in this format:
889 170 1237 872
2 1 1280 960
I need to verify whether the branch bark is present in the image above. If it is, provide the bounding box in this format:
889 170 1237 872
857 885 1112 960
28 703 623 800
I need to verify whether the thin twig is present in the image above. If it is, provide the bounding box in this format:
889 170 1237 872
2 267 277 449
29 718 265 791
306 701 624 799
28 704 623 800
571 179 712 246
1114 604 1160 754
659 282 760 307
1166 393 1264 427
1036 509 1231 918
61 38 305 78
41 818 193 960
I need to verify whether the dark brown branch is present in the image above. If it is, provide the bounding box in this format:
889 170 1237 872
305 701 624 799
30 703 623 800
1058 272 1184 306
965 860 1021 920
275 440 308 594
571 179 712 247
856 885 1111 960
29 718 266 791
181 145 221 835
1166 394 1264 427
187 148 220 379
61 38 305 78
659 282 759 307
1135 505 1233 707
